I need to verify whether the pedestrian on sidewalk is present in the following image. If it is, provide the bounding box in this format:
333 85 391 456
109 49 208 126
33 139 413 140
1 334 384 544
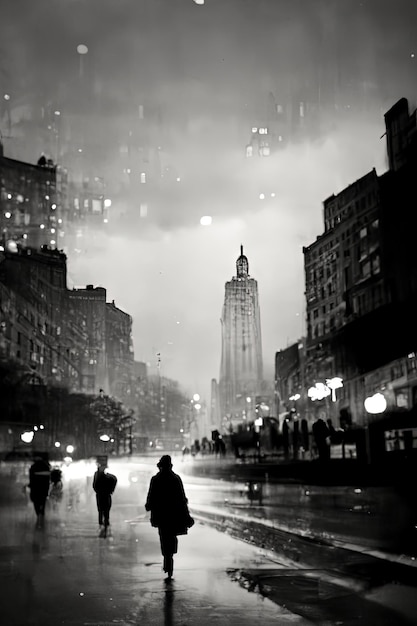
28 454 51 526
93 461 117 537
145 455 194 581
312 417 331 461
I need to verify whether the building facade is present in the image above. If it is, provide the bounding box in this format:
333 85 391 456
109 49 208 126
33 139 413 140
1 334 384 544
300 97 417 430
218 246 263 429
0 145 68 252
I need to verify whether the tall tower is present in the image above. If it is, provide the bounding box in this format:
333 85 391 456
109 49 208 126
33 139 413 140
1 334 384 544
219 246 263 427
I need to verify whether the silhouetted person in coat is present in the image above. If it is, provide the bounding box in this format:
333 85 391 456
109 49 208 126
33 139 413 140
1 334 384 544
145 455 193 581
29 455 51 526
93 462 117 537
312 417 331 461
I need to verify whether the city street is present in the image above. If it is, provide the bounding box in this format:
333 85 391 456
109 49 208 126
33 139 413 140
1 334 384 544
1 458 416 625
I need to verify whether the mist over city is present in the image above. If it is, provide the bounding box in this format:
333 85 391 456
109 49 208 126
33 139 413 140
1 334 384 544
1 2 417 624
1 0 415 394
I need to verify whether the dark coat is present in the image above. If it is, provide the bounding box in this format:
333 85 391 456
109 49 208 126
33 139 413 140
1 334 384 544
93 470 117 495
29 459 51 499
145 468 191 534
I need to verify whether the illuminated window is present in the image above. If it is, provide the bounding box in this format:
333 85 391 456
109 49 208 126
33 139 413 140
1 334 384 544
360 227 367 238
140 172 146 184
140 203 148 218
246 145 253 157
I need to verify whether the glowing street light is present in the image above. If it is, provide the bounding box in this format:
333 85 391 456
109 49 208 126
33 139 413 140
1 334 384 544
364 393 387 415
66 444 75 454
193 393 200 402
326 377 344 402
308 382 331 401
21 431 34 444
77 44 88 78
99 434 110 442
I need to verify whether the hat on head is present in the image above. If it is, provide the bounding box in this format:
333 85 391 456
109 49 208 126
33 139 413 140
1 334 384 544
157 455 172 469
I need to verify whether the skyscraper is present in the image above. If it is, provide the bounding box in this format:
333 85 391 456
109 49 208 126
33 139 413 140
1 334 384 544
219 246 263 427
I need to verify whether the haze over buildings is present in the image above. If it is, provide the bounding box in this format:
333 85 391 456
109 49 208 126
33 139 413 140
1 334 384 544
1 0 416 400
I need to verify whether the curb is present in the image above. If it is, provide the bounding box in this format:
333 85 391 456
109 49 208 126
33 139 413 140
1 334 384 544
191 503 417 575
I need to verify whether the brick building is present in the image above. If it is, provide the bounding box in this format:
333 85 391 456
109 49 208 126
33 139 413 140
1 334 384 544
0 144 68 251
301 97 417 428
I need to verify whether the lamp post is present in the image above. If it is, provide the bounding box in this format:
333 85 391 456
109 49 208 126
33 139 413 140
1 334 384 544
364 392 387 464
99 433 110 453
76 44 88 79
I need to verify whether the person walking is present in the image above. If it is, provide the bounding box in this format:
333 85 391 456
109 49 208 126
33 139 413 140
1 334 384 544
28 455 51 526
145 455 194 581
49 465 64 510
312 417 331 461
93 461 117 537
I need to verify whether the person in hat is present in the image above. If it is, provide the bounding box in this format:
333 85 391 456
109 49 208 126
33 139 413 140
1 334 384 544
93 461 117 537
145 455 194 581
28 454 51 526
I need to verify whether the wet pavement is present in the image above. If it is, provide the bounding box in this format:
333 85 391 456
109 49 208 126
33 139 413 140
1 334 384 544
0 470 309 625
178 454 417 560
1 458 417 625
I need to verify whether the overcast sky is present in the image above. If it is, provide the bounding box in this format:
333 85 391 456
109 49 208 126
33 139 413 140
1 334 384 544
1 0 416 401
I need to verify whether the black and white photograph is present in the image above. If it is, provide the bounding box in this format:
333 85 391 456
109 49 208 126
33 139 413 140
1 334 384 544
1 0 417 624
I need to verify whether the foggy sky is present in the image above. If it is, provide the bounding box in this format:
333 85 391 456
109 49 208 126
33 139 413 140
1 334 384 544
1 0 416 402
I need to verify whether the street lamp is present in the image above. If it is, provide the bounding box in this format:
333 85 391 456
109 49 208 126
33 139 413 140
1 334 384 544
76 44 88 78
308 382 331 401
364 393 387 415
363 392 387 464
99 433 110 453
21 431 34 444
326 377 344 402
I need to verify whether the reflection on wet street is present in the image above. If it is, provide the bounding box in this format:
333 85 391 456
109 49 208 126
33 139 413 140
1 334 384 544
179 461 417 557
1 459 417 625
0 464 311 625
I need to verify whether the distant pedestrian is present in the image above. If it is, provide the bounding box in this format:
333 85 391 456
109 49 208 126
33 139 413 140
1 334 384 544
145 455 194 581
28 455 51 526
301 418 310 455
93 462 117 537
312 417 331 461
49 465 64 510
282 418 290 459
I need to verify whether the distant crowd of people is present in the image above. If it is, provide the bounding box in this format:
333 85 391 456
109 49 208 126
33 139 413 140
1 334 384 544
182 434 226 459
